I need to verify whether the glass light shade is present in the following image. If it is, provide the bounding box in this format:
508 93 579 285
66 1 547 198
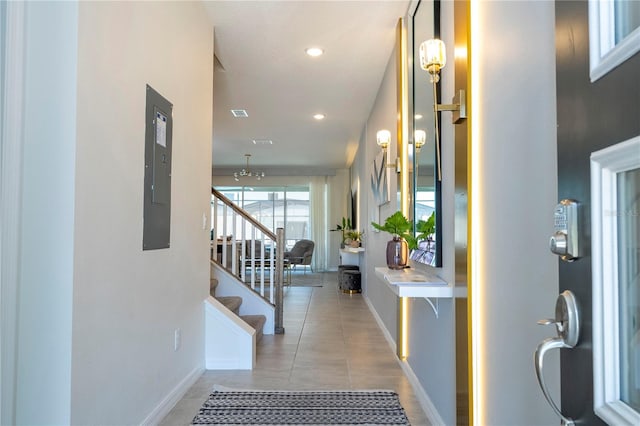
376 129 391 148
419 39 446 73
414 129 426 149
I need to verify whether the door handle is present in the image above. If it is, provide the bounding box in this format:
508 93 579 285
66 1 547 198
534 290 580 426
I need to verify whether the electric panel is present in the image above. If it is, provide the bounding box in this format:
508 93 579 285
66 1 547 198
143 85 173 250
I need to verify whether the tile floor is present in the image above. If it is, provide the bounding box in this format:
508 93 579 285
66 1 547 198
159 272 430 425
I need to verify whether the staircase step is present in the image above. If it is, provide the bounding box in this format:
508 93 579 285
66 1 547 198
216 296 242 315
210 278 219 296
241 314 266 343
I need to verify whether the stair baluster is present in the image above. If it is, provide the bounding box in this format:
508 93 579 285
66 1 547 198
211 188 285 334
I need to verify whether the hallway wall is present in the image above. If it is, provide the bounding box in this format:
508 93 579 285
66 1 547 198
69 2 214 423
5 1 215 424
353 11 458 424
470 1 560 424
354 1 561 425
16 2 78 423
356 44 401 345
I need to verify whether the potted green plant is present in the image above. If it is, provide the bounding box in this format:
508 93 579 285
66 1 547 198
345 230 364 248
416 212 436 248
331 217 352 248
371 211 412 269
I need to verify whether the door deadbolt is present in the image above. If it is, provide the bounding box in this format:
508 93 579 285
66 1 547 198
550 199 579 262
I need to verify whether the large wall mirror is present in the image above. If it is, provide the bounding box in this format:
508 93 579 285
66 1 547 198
408 0 442 267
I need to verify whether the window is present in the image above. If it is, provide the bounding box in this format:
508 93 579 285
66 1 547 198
415 187 435 222
213 186 310 250
617 167 640 413
591 135 640 425
589 0 640 81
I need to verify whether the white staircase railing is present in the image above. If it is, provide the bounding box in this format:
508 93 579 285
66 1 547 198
211 188 285 333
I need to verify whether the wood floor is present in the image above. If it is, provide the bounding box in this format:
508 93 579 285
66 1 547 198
160 271 430 425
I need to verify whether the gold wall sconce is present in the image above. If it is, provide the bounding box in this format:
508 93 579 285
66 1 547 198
376 129 401 172
419 38 467 124
376 129 392 150
418 38 467 181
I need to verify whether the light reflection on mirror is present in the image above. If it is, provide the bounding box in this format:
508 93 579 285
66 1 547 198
410 0 442 267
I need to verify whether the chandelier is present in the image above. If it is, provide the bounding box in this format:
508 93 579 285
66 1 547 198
234 154 265 181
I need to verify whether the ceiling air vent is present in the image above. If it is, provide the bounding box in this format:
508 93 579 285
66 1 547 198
230 109 248 118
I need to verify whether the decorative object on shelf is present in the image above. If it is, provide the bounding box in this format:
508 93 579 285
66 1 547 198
233 154 265 181
345 230 364 248
371 211 412 270
330 217 352 248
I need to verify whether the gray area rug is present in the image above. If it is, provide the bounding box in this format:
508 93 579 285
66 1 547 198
288 271 337 288
242 271 336 288
191 389 410 425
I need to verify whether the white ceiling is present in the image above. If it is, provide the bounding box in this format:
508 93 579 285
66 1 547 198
204 0 411 176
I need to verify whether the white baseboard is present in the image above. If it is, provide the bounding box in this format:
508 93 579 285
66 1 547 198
363 295 446 426
140 366 203 426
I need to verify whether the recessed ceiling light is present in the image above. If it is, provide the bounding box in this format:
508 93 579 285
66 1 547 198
252 139 273 145
305 47 324 57
231 109 248 118
415 114 423 120
313 114 325 120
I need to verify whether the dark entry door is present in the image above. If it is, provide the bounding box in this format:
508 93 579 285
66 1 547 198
555 0 640 424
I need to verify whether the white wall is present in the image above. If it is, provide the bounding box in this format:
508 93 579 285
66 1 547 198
472 1 560 424
42 2 213 424
71 2 213 424
16 2 78 424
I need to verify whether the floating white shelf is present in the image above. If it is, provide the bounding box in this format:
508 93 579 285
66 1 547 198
375 266 460 318
340 247 365 254
375 267 450 297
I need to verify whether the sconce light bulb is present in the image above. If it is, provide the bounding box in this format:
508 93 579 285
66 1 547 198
420 39 446 82
415 130 426 151
376 129 391 150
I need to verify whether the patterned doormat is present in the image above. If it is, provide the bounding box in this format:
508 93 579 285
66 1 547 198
191 389 411 425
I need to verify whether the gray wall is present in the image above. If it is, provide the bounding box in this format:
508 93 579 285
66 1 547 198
463 1 560 424
356 45 401 344
356 1 561 425
354 10 457 424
